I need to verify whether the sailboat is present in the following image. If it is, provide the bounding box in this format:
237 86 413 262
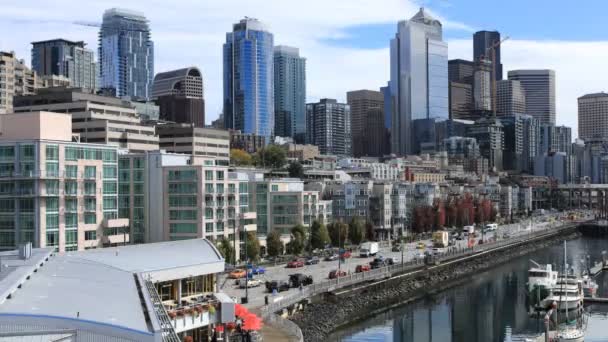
555 241 585 342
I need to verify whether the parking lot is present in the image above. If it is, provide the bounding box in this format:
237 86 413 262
219 210 593 309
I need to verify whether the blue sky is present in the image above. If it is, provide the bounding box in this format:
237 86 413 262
2 0 607 138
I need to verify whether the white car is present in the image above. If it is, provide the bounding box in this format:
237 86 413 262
239 279 262 288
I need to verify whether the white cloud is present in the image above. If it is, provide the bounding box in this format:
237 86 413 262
0 1 602 139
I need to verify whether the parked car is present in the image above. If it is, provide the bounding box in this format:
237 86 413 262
324 254 339 261
287 259 305 268
328 270 347 279
414 252 426 260
289 273 314 287
229 269 247 279
265 280 290 293
392 244 402 252
416 242 426 250
340 250 352 259
355 264 371 273
239 279 263 288
305 256 320 265
247 264 266 275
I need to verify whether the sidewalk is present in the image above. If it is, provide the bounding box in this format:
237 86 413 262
260 322 298 342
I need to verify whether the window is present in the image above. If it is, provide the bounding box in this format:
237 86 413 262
103 198 117 210
205 184 214 193
169 196 197 207
169 210 197 220
133 170 144 182
169 183 197 194
64 181 78 195
103 166 117 179
133 196 144 207
102 150 117 163
84 166 96 179
103 182 117 194
20 145 35 160
46 162 59 177
271 184 279 192
119 170 130 182
217 184 224 194
216 171 224 180
46 231 59 248
65 165 78 178
205 208 213 219
216 222 224 232
133 157 144 169
45 145 58 160
133 183 144 194
65 198 77 212
85 198 96 211
205 222 214 233
228 184 236 193
46 197 59 212
65 213 78 228
168 170 196 181
85 213 96 224
0 182 13 194
169 223 197 234
0 199 14 212
239 183 248 193
0 146 14 160
85 231 97 240
205 170 213 181
65 230 77 245
65 147 79 161
46 214 59 229
84 182 96 195
0 163 14 176
119 158 130 169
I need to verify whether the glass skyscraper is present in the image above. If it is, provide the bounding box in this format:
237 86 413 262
98 8 154 100
273 46 306 143
223 18 274 140
31 39 97 90
389 8 449 155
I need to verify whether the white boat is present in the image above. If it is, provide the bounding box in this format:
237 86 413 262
557 327 585 342
528 261 558 302
581 275 598 298
555 242 585 341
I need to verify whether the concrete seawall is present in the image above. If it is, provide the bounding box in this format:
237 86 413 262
290 226 580 342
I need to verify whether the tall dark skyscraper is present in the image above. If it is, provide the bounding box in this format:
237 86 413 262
473 30 502 81
347 89 384 157
306 99 351 156
31 39 97 90
99 8 154 100
223 18 274 140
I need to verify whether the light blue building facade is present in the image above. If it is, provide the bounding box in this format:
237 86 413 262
273 46 306 143
98 8 154 100
223 18 274 140
389 8 449 155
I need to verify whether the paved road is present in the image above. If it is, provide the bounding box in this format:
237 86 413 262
220 210 593 309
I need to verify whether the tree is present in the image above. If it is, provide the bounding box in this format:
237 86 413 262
446 198 458 227
348 217 365 245
266 230 283 257
230 149 252 166
245 231 260 262
287 161 304 178
365 221 375 241
217 238 235 265
287 224 308 255
253 145 286 169
433 198 446 230
310 220 330 249
328 222 348 247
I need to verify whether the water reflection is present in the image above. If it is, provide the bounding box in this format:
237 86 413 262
330 237 608 342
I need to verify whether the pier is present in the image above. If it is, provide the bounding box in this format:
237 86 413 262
584 297 608 304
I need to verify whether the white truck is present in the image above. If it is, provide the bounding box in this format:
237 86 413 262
359 242 379 257
463 225 475 235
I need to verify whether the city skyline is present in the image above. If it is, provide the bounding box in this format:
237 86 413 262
3 1 608 138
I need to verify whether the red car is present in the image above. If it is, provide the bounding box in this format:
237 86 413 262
329 270 347 279
340 251 352 259
287 259 305 268
355 264 370 273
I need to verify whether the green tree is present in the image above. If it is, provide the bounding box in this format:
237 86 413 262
254 145 287 169
328 222 348 248
348 217 365 245
230 149 252 166
245 231 260 262
287 224 307 255
310 220 330 249
217 238 235 265
266 230 283 257
287 161 304 178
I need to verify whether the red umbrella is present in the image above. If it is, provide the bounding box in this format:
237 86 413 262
241 312 263 331
235 303 248 317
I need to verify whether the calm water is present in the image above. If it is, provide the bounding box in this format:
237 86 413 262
329 237 608 342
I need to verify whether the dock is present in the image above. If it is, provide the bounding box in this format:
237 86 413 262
584 296 608 304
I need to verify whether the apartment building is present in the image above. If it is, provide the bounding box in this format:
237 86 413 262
0 111 127 252
0 51 41 114
13 87 159 152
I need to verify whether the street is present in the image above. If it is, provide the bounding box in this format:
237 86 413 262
219 210 593 309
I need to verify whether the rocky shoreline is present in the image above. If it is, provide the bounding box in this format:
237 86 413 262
290 231 580 341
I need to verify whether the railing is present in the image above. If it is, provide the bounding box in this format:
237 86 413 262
259 219 583 317
142 279 180 342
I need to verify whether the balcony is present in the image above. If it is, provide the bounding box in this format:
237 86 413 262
164 293 235 334
103 218 129 228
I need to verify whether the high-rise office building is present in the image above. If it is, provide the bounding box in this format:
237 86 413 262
496 80 526 116
578 92 608 141
347 90 384 157
389 8 449 155
499 114 539 173
223 18 274 140
306 99 351 156
474 59 492 112
99 8 154 100
0 51 41 114
467 117 504 171
539 124 572 155
449 82 473 120
152 67 205 127
31 39 96 90
380 83 392 152
273 46 306 143
448 59 475 84
473 30 502 81
365 107 389 157
508 70 556 125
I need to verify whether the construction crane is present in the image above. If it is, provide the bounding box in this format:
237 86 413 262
73 21 101 28
482 35 510 117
